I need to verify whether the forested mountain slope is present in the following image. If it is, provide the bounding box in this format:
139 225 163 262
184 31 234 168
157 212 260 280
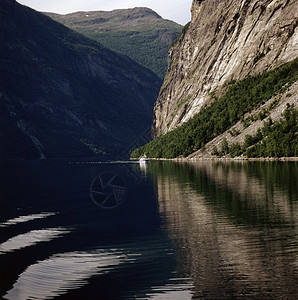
46 8 183 79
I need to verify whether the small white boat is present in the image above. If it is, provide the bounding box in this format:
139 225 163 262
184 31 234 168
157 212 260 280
139 154 149 164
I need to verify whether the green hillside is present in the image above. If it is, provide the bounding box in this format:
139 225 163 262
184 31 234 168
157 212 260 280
46 8 182 78
131 58 298 159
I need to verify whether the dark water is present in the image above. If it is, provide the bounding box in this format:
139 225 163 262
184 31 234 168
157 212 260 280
0 160 297 299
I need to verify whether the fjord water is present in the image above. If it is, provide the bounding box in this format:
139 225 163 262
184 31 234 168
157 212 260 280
0 160 297 299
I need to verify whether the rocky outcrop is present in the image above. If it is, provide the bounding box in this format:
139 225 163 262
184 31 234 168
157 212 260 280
153 0 298 138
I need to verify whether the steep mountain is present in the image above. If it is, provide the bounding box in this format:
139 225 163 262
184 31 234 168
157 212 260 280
0 0 162 160
132 0 298 159
46 8 183 79
153 0 297 137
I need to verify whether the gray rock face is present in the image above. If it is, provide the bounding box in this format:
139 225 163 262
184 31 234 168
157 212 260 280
153 0 298 138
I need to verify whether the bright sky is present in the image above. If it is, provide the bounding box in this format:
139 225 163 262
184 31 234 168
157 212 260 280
17 0 192 25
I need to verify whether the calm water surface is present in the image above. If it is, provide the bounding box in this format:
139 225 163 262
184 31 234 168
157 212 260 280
0 160 297 299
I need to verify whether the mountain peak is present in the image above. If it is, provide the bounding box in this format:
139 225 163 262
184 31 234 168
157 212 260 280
125 7 162 18
61 7 162 22
46 7 182 78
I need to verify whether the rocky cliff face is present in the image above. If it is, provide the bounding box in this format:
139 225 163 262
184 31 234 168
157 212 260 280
153 0 298 138
0 0 161 159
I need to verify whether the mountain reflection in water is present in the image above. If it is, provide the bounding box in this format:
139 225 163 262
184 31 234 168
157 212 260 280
0 160 297 299
153 161 298 299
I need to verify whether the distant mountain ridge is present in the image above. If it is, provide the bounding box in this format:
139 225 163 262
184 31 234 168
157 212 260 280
0 0 162 159
46 8 183 78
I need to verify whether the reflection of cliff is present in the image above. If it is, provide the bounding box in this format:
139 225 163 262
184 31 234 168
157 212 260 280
187 161 298 227
154 162 298 299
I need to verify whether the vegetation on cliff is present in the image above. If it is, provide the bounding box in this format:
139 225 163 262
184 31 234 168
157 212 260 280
131 58 298 159
46 8 182 79
213 104 297 158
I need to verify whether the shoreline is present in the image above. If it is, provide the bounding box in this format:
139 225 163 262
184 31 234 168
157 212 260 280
145 157 298 162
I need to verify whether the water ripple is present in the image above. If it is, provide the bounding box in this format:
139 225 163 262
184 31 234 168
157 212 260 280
0 228 70 255
139 280 194 299
4 250 136 300
0 212 57 228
